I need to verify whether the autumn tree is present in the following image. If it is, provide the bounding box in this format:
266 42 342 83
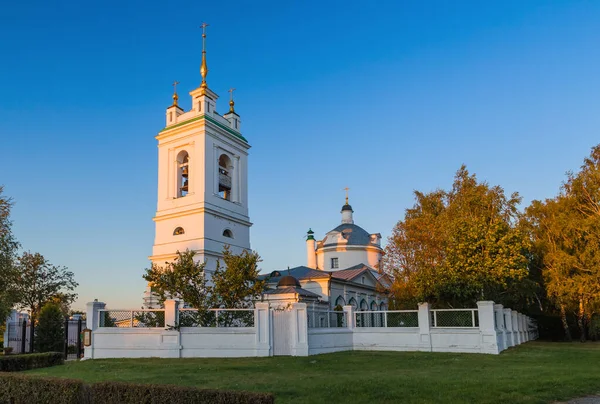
0 186 19 322
526 144 600 341
384 166 532 308
13 252 78 322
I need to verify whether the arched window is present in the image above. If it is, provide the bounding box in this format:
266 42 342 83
335 296 346 308
177 151 189 198
360 299 368 312
218 154 232 201
223 229 233 238
173 227 185 236
370 301 377 311
348 297 358 310
379 302 387 311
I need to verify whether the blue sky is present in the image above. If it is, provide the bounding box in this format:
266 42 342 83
1 1 599 309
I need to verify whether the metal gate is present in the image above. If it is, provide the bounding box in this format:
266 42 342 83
4 320 32 354
272 310 293 356
64 318 83 360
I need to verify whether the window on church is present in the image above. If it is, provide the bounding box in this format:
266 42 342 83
331 257 339 269
218 154 232 201
177 151 189 198
173 227 185 236
361 276 365 285
223 229 233 238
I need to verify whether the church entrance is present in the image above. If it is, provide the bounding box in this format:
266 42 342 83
272 310 293 356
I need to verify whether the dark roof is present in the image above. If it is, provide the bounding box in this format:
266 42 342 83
341 204 353 211
259 266 330 283
323 223 372 247
278 276 301 288
263 286 321 298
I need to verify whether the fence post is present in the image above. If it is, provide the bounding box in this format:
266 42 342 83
3 316 10 352
418 303 432 352
64 316 69 359
494 304 505 352
29 321 34 353
290 303 309 356
519 314 527 342
77 318 83 359
20 319 26 354
512 311 521 345
255 302 271 356
164 299 179 328
343 305 354 329
477 301 500 354
503 309 514 347
84 301 106 360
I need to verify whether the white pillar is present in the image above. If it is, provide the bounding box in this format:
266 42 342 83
255 302 272 356
477 301 500 354
512 311 521 344
306 233 317 269
343 305 355 329
84 301 106 360
494 304 505 352
290 303 309 356
503 309 514 347
418 303 432 352
164 299 179 328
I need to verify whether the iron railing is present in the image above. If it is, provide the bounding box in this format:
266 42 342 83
98 310 166 328
355 310 419 328
430 309 478 328
178 308 255 327
307 310 347 329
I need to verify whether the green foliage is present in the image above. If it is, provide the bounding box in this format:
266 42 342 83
143 248 264 327
88 381 275 404
0 374 275 404
35 303 65 353
0 352 64 372
13 252 78 322
0 186 19 324
385 166 532 308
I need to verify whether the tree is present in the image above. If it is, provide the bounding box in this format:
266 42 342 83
35 302 64 353
13 252 78 323
143 248 265 327
0 186 19 323
384 166 532 308
525 144 600 341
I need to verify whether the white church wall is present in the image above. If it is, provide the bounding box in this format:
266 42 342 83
317 248 381 271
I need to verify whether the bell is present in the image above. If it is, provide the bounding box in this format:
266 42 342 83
181 180 188 192
182 166 189 178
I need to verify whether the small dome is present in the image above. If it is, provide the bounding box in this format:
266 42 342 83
277 276 301 288
270 270 282 277
341 204 353 212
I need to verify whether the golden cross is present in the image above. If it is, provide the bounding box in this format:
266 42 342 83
343 187 350 204
200 22 209 38
228 88 236 101
172 81 180 93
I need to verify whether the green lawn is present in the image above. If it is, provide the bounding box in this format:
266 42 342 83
26 342 600 404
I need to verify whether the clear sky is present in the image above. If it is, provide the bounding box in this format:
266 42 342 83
1 0 599 310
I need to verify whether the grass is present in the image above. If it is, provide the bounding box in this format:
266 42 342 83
25 342 600 404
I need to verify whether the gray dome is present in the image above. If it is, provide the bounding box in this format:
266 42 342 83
324 223 372 247
277 276 301 288
341 204 353 212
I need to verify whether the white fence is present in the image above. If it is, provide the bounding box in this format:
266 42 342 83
83 300 537 359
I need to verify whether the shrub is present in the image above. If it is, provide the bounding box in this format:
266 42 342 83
0 373 87 404
0 352 64 372
35 303 65 353
0 375 276 404
3 347 13 355
89 381 275 404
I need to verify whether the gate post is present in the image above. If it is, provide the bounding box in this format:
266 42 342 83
290 303 308 356
64 316 69 359
418 302 432 352
254 302 271 356
77 318 83 358
29 321 34 353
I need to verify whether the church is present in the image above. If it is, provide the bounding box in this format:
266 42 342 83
143 26 390 309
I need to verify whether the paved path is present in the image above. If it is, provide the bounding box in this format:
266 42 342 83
556 396 600 403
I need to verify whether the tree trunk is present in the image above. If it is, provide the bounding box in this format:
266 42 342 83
578 298 586 343
560 304 572 342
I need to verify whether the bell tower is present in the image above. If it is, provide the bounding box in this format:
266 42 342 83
145 25 251 307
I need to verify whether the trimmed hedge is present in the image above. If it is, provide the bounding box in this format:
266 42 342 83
0 374 275 404
0 352 64 372
89 381 275 403
0 373 87 404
